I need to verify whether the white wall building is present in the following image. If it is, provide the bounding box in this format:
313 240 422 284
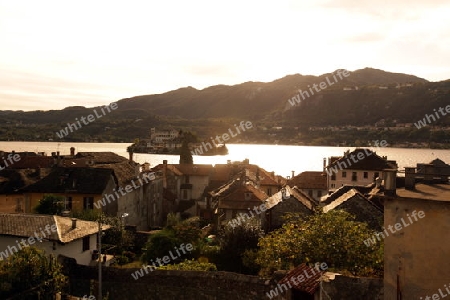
325 149 397 192
0 213 110 266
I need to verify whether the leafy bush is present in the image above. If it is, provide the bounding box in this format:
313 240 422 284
158 259 217 271
115 255 130 266
122 251 136 261
34 195 65 215
0 247 67 299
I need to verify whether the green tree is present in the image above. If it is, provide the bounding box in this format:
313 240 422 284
34 194 65 215
141 217 202 264
256 210 383 276
217 217 264 274
0 246 67 299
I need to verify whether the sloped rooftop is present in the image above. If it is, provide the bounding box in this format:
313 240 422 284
0 213 109 243
23 167 114 194
279 263 324 295
288 171 327 190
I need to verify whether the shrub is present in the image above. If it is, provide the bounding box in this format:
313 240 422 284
158 259 217 271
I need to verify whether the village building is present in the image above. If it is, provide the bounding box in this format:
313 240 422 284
0 213 111 266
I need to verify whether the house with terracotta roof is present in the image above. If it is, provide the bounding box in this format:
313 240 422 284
209 176 268 228
245 164 283 196
153 161 213 201
288 171 327 202
325 149 397 192
0 213 110 266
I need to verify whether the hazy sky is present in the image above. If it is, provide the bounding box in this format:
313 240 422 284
1 0 449 111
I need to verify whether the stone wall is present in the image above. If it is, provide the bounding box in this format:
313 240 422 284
66 264 277 300
64 263 383 300
319 275 383 300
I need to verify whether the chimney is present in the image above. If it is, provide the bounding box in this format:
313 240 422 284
291 170 295 178
405 167 416 190
71 218 77 229
70 147 75 156
129 151 133 162
383 169 397 196
323 158 327 172
56 151 61 166
162 160 168 188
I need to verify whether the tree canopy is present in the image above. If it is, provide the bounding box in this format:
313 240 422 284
255 210 383 277
34 194 65 215
0 246 67 299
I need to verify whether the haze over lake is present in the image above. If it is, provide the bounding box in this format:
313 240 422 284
0 142 447 178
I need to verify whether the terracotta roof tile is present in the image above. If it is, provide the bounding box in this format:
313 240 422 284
279 263 324 294
288 171 327 190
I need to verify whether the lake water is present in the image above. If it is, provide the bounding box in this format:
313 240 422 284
0 141 448 178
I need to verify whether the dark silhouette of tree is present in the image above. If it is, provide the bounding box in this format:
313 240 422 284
179 139 193 164
34 195 65 215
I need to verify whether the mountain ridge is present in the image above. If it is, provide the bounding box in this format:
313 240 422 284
0 67 448 145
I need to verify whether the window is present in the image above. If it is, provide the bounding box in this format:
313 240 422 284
185 175 190 184
182 189 188 200
331 184 336 188
244 193 252 200
342 171 347 178
352 172 357 181
331 174 336 181
83 197 94 210
267 188 272 196
308 190 313 197
363 172 368 179
317 190 322 197
82 236 90 252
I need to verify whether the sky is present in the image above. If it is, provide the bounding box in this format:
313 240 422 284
1 0 449 111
